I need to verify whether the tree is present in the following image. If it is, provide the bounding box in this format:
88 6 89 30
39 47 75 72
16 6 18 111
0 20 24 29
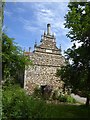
2 33 32 85
57 2 90 106
1 2 32 86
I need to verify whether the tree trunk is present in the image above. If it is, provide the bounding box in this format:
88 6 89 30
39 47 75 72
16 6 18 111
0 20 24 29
86 96 89 106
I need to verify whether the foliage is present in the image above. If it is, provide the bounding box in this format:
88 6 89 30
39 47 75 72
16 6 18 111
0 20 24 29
33 85 52 100
43 103 90 118
2 84 45 119
58 95 67 102
33 87 42 98
57 2 90 106
2 2 32 84
67 95 76 103
2 33 32 84
57 94 76 103
2 84 90 119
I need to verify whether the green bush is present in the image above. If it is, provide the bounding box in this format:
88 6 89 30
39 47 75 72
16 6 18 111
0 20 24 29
33 86 52 100
67 95 76 103
2 84 45 119
58 95 67 102
33 87 42 98
58 95 76 103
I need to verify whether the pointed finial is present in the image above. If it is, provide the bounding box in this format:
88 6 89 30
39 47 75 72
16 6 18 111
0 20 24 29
40 35 43 42
29 47 31 52
52 33 54 37
47 23 51 35
44 31 46 36
34 40 37 48
60 44 62 52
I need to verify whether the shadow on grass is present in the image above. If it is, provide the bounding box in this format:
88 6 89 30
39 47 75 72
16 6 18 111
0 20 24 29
42 103 90 118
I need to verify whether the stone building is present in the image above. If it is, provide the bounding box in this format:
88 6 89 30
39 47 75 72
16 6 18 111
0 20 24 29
24 24 65 94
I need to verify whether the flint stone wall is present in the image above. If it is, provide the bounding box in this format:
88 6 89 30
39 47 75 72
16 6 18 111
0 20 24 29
24 24 65 94
24 51 65 94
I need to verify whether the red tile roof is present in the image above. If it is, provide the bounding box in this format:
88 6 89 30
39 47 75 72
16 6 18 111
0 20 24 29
24 52 33 55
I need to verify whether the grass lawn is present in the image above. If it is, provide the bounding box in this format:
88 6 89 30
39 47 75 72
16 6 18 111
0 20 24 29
41 103 90 118
3 85 90 119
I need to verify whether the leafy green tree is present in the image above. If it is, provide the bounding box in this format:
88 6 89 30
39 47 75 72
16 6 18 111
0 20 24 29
1 2 32 85
2 33 32 85
57 2 90 106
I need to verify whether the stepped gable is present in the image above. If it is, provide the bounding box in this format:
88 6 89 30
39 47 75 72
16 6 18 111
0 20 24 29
24 24 65 94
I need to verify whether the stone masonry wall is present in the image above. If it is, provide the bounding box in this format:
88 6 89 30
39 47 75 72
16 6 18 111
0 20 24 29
24 24 65 94
24 51 65 94
24 65 64 94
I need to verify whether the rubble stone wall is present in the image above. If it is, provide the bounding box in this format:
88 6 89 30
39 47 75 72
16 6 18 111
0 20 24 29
24 65 64 94
24 24 65 94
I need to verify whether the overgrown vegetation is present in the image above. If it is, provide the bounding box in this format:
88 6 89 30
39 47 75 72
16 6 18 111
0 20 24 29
2 84 90 119
33 85 52 100
2 1 90 119
33 86 76 103
2 84 46 119
57 2 90 106
57 94 76 103
2 33 32 85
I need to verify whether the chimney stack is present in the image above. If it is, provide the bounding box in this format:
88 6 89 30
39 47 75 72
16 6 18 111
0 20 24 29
47 23 51 35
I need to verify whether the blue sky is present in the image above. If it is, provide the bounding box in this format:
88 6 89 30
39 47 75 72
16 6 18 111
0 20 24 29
4 2 72 53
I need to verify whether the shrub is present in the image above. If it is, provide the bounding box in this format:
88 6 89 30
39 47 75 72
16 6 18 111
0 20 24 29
33 85 52 100
58 95 67 102
2 84 46 119
33 87 42 98
58 94 76 103
67 95 76 103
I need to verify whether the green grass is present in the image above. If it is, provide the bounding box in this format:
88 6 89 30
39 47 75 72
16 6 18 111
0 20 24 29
42 103 90 118
2 84 90 119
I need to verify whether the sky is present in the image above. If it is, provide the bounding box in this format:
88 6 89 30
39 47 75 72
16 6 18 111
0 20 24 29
4 1 72 53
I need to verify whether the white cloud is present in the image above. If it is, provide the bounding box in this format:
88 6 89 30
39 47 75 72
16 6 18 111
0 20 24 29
17 2 71 51
20 2 69 33
15 7 26 13
24 25 38 31
4 10 12 16
6 0 69 2
32 2 68 36
19 17 39 32
40 9 54 16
